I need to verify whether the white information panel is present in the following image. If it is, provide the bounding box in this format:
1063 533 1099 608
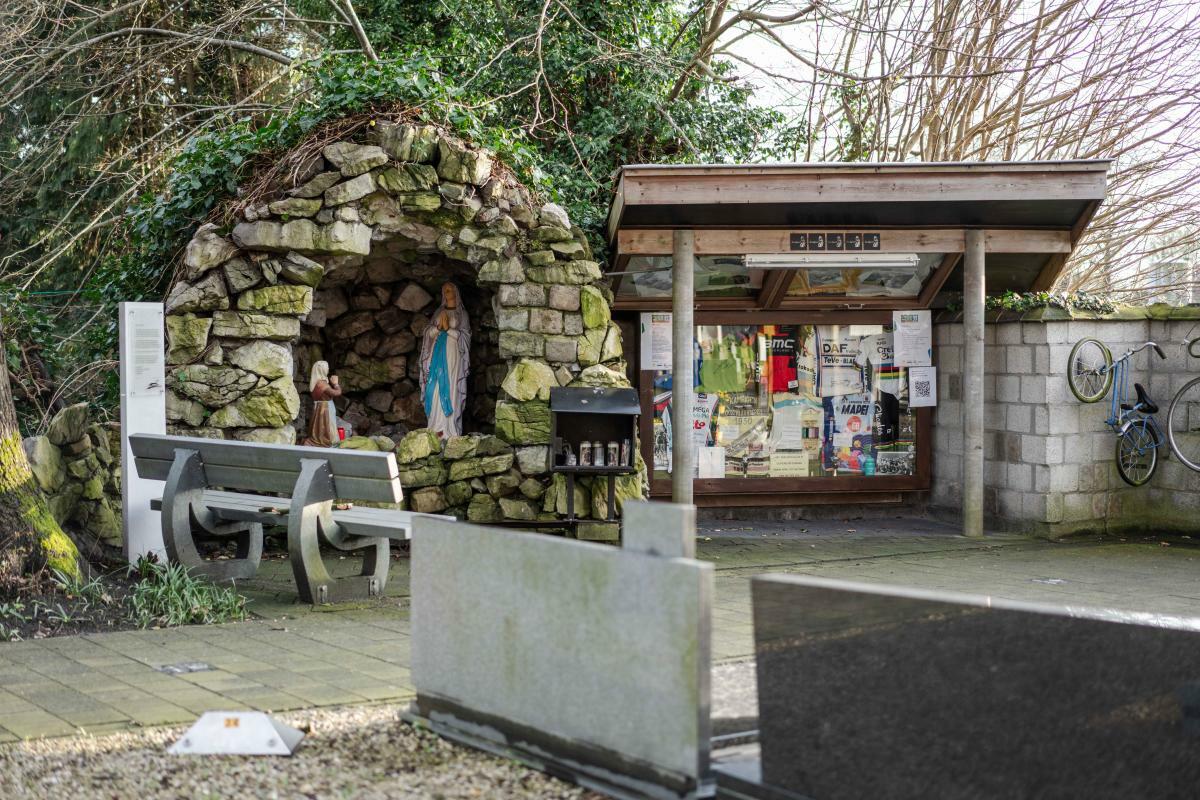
639 312 673 371
908 366 938 407
120 302 167 561
892 309 932 367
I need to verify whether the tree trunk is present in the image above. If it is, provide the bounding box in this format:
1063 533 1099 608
0 315 81 585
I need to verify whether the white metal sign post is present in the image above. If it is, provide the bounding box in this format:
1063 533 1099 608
120 301 167 562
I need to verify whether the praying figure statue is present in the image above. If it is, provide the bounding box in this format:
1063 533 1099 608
303 360 343 447
419 282 471 438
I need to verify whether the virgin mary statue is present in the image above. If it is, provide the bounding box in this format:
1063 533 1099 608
419 282 471 438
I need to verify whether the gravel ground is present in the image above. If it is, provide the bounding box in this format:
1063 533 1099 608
0 703 600 800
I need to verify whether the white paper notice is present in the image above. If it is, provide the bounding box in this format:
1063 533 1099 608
640 312 673 371
892 310 932 367
908 366 937 407
698 446 727 479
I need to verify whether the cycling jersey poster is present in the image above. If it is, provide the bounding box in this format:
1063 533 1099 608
815 326 865 397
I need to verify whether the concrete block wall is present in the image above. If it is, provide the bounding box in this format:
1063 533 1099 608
930 315 1200 537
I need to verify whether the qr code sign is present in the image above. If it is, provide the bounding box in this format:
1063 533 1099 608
914 379 932 398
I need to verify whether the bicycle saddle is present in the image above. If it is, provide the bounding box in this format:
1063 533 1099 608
1121 383 1158 414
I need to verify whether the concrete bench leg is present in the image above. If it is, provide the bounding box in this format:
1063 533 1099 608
288 458 389 604
161 449 263 582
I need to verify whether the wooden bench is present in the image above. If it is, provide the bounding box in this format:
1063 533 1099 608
130 433 448 604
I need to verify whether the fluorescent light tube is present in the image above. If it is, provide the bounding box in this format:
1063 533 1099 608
744 253 920 270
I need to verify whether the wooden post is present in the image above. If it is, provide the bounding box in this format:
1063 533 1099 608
672 230 695 503
963 230 986 538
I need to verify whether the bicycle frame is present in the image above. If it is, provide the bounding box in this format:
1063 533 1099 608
1103 347 1164 447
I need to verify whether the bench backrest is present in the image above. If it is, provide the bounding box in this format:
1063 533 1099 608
130 433 402 503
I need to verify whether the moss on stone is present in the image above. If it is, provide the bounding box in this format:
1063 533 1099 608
237 284 313 315
494 400 551 445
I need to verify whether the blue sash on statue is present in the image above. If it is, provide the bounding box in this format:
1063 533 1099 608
424 330 454 419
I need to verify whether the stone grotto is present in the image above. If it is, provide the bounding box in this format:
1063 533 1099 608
161 119 643 531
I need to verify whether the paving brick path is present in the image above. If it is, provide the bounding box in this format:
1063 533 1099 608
3 519 1198 743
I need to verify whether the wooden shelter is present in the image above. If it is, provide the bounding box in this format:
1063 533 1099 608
605 161 1110 537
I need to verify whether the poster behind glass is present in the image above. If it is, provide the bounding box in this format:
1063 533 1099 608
651 324 918 480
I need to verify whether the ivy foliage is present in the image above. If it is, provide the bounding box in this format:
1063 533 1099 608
7 2 792 422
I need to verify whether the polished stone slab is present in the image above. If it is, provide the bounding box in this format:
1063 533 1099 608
410 514 713 799
751 575 1200 800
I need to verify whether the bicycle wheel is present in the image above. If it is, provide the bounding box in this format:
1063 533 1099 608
1167 375 1200 471
1067 338 1113 402
1115 423 1159 486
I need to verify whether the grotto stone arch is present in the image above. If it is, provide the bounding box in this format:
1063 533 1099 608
162 120 639 523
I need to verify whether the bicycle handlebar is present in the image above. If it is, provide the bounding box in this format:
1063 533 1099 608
1121 341 1165 361
1188 337 1200 359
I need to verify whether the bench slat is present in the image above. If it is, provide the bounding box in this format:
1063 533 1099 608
150 491 448 541
129 434 399 481
135 457 402 503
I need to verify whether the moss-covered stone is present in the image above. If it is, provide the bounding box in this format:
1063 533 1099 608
571 364 632 389
499 496 537 521
575 521 619 541
543 473 589 518
577 327 606 367
590 472 644 519
170 365 260 408
498 331 544 359
580 285 610 330
518 477 546 500
339 355 407 391
448 457 485 482
208 377 300 428
437 139 493 185
289 170 341 198
478 257 525 284
397 192 443 212
165 314 212 364
372 122 438 161
485 469 522 497
279 252 325 287
500 358 556 402
81 476 105 501
211 311 300 340
183 223 239 279
268 197 322 217
228 340 293 379
601 323 623 361
397 460 449 488
397 429 442 464
232 427 297 445
445 480 474 507
494 400 551 445
376 163 438 192
238 284 313 315
166 390 208 427
323 141 388 176
165 271 229 314
525 250 556 265
531 225 574 243
22 436 64 493
442 435 478 460
467 493 502 522
410 486 449 514
338 435 382 451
